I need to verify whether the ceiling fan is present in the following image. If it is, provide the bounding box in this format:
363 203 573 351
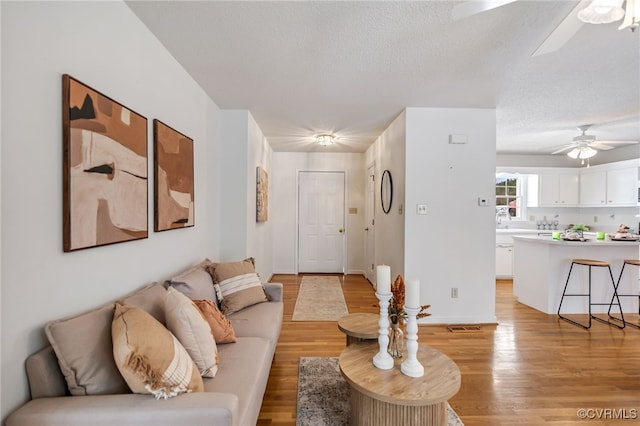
451 0 640 56
550 124 639 161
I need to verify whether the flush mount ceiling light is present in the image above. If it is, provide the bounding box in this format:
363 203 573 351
578 0 625 24
315 134 336 146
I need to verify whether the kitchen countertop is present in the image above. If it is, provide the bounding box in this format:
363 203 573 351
495 228 541 235
512 234 640 247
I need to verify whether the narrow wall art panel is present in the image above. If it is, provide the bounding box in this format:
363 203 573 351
153 119 194 232
256 166 268 223
62 74 148 252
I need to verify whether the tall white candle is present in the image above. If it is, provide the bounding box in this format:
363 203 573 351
376 265 391 294
405 279 420 308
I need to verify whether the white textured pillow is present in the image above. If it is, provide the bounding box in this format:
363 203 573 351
165 287 218 378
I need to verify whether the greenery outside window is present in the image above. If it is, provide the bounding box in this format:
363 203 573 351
496 173 523 220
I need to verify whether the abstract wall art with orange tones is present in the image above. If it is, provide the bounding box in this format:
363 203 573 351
256 166 268 223
62 75 148 252
153 119 194 232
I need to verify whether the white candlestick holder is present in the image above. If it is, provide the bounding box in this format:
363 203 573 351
401 305 424 377
373 291 394 370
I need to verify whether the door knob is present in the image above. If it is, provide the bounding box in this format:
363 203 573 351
339 228 344 233
364 227 369 231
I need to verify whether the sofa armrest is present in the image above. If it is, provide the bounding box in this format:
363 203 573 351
263 282 282 302
6 392 239 426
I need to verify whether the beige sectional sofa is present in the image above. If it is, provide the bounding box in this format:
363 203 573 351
6 259 283 426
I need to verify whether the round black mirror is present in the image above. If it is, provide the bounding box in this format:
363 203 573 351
381 169 393 214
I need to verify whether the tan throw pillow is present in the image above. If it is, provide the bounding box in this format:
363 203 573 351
206 258 268 314
193 299 237 344
45 303 129 396
166 259 219 303
165 287 219 377
118 282 167 325
112 303 204 399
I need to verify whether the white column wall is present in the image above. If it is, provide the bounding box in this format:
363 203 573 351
220 110 250 260
246 114 274 280
405 107 497 324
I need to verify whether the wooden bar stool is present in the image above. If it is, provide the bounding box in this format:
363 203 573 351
608 260 640 329
557 258 625 330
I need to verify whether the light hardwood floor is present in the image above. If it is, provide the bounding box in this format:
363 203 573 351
258 275 640 426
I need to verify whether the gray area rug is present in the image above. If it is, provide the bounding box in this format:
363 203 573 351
296 357 464 426
292 276 349 321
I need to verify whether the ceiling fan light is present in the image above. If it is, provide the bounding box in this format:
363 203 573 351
578 0 625 24
579 146 597 159
315 134 336 146
567 148 581 159
619 0 640 30
568 146 598 160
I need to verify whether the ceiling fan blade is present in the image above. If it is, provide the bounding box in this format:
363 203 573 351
531 1 588 57
451 0 519 21
594 140 640 145
551 145 575 154
590 142 616 150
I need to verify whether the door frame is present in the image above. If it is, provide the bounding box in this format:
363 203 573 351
295 170 347 274
364 162 376 284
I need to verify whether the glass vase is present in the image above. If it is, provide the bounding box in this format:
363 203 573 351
387 321 404 359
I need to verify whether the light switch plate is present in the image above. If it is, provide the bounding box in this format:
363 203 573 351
477 197 490 206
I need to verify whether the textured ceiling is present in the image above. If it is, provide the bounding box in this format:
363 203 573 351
127 0 640 154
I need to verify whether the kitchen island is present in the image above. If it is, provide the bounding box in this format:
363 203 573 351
512 235 639 314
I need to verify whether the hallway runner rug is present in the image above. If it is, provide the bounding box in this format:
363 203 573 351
292 276 349 321
296 357 464 426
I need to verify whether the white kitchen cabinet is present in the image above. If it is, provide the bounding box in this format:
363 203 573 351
579 165 637 207
538 172 580 206
495 234 514 278
579 170 606 205
606 167 637 205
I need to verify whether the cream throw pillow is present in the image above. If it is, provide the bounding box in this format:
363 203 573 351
165 287 219 377
112 303 204 399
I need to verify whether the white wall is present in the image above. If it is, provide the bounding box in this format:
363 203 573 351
220 111 250 260
219 111 273 280
1 2 221 420
246 114 274 280
271 152 365 274
365 111 406 282
404 108 497 324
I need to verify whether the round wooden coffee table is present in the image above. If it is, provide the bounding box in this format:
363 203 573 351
337 313 379 345
339 342 461 426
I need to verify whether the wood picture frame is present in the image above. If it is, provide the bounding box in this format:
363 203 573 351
153 119 194 231
62 74 148 252
256 166 269 223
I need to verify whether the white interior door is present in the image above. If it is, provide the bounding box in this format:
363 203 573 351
298 171 345 273
364 165 376 284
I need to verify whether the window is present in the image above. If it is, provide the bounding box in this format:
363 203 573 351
496 173 523 219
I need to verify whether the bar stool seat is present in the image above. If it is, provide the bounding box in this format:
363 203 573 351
557 258 625 330
609 259 640 329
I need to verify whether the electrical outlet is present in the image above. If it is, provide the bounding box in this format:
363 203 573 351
417 204 428 215
451 287 458 299
594 216 598 223
529 215 535 222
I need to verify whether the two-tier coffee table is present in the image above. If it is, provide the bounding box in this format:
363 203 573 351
339 342 461 426
337 313 379 345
